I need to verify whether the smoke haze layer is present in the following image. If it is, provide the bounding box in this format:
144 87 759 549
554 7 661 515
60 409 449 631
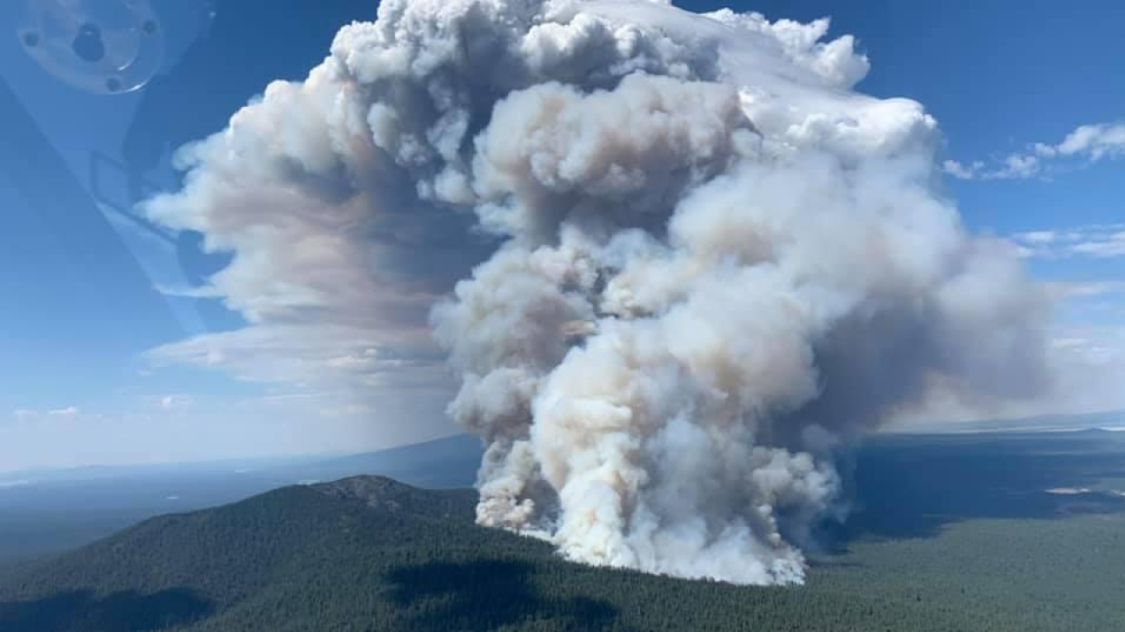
146 0 1049 585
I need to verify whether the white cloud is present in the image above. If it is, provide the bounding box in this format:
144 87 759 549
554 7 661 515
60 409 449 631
946 121 1125 180
159 394 194 411
1071 233 1125 258
47 406 79 417
941 159 979 179
1044 280 1125 300
1010 223 1125 259
1048 323 1125 409
6 406 83 425
1048 123 1125 160
145 324 450 392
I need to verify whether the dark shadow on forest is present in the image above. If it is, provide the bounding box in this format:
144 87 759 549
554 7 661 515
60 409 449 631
827 429 1125 546
387 558 624 631
0 587 213 631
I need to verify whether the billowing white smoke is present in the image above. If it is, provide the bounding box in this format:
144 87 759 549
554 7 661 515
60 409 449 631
146 0 1049 585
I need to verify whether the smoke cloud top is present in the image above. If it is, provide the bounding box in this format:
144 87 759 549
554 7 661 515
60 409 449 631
145 0 1051 585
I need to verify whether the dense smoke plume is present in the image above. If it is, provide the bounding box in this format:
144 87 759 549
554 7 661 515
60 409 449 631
146 0 1049 584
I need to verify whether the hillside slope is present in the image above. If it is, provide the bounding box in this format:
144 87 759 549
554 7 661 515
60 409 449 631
1 471 1124 631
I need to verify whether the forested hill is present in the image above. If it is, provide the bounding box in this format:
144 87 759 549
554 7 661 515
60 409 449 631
2 468 1124 631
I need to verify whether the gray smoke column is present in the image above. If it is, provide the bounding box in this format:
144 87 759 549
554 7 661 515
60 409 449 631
145 0 1049 585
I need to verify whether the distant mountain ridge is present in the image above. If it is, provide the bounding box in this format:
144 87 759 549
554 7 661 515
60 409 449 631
0 434 484 487
0 435 483 564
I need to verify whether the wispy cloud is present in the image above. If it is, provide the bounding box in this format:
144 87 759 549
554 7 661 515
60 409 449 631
1009 224 1125 259
1051 323 1125 369
159 394 194 411
946 122 1125 180
1043 280 1125 300
9 406 81 423
47 406 79 417
145 324 448 392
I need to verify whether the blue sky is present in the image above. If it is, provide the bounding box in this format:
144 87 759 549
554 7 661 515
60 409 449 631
0 0 1122 472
